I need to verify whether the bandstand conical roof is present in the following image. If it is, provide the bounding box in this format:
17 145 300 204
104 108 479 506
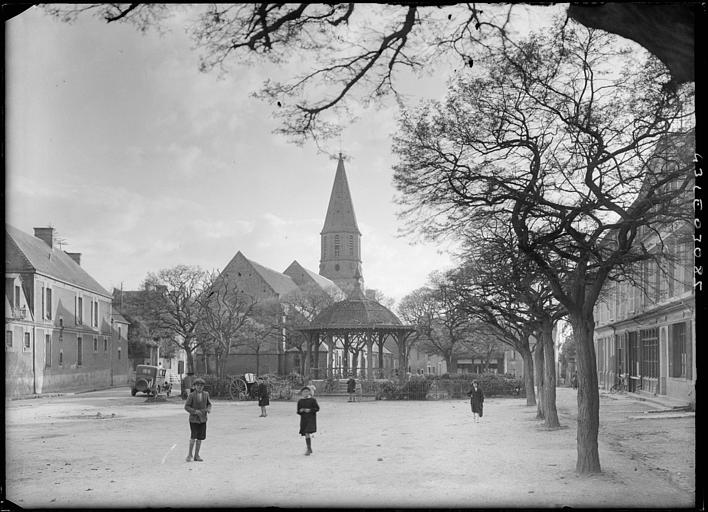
299 277 413 333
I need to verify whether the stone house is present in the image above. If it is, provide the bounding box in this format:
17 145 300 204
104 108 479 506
5 225 130 397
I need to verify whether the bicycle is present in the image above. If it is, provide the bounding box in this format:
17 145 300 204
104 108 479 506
610 373 628 394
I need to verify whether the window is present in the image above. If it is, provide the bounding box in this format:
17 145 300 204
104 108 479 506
59 350 63 365
45 334 51 367
14 285 20 309
77 337 83 366
334 234 340 257
93 337 98 352
6 330 12 349
77 297 83 325
117 347 121 360
670 322 687 378
640 328 659 379
41 287 45 319
46 288 52 320
349 234 354 256
24 332 31 351
118 326 122 339
682 242 693 293
93 301 99 328
104 338 108 352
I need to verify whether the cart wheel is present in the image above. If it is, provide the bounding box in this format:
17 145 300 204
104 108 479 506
229 378 248 400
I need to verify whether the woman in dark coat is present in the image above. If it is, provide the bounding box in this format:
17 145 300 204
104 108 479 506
297 386 320 455
257 377 270 417
467 380 484 423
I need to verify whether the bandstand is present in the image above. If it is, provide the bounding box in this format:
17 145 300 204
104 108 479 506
297 279 416 383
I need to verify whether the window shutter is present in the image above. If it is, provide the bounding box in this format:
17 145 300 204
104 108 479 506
668 324 674 378
685 321 693 380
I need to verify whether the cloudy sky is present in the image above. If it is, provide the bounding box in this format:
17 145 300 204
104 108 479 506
5 5 563 304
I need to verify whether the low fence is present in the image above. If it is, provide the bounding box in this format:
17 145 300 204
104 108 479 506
311 373 526 400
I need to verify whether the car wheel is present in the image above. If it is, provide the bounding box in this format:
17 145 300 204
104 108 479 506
131 388 137 396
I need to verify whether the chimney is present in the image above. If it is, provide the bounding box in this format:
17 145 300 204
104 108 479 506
66 252 82 266
34 227 55 248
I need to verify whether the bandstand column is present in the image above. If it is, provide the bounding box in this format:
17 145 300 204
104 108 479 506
366 331 374 380
313 336 321 379
326 334 334 378
305 332 313 380
377 333 385 378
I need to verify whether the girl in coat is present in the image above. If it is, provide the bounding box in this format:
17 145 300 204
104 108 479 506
297 386 320 455
257 377 270 417
467 380 484 423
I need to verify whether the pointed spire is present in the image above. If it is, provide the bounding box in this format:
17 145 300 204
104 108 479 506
350 267 366 300
321 155 361 235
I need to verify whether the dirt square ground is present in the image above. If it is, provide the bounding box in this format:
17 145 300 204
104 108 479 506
4 386 694 508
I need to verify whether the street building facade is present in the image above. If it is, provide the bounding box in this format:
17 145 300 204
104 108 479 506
5 225 130 397
593 223 695 404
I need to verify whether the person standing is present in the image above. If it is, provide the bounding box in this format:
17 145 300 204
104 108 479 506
297 386 320 455
347 375 356 402
257 377 270 417
184 378 212 462
467 380 484 423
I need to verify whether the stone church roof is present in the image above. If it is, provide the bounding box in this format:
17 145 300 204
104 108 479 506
283 260 342 298
320 155 361 236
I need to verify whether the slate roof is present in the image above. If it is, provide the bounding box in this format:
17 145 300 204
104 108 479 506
302 281 413 332
111 307 130 325
247 256 300 296
283 260 342 297
6 224 111 297
321 155 361 235
221 251 300 297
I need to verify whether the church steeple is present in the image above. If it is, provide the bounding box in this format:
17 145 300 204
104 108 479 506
319 154 364 296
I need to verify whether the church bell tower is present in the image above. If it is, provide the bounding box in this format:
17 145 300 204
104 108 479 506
319 154 364 296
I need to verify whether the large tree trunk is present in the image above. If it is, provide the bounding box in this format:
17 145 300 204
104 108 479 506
533 340 545 419
570 310 602 474
520 344 536 406
185 349 195 374
541 318 560 428
446 353 455 375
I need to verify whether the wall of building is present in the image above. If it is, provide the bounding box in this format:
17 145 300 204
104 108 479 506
593 228 695 404
5 273 129 398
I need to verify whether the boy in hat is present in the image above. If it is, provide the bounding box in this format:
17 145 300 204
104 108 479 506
185 378 212 461
296 386 320 455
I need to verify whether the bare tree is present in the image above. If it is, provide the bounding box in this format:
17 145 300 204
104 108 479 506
392 25 694 473
142 265 209 374
398 273 476 374
234 300 282 376
47 4 694 146
196 269 259 378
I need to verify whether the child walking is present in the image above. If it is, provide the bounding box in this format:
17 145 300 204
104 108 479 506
296 386 320 456
184 378 212 462
467 380 484 423
257 377 270 417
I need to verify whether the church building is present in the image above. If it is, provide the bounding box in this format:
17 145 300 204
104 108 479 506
319 154 364 296
203 154 373 376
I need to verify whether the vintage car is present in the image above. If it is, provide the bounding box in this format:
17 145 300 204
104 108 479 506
131 365 171 397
